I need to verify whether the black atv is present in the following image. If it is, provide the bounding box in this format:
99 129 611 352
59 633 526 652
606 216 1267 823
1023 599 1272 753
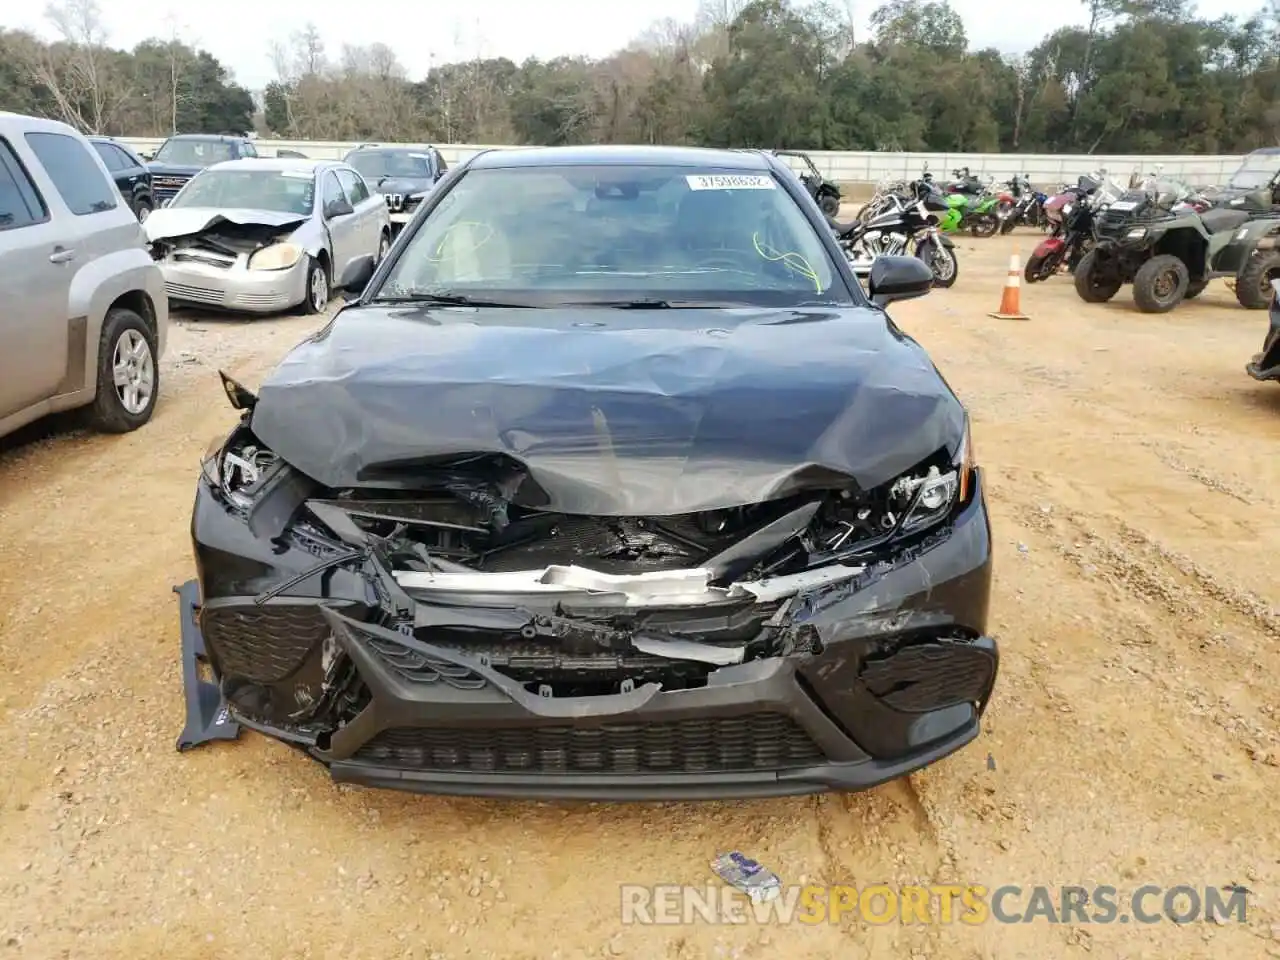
1074 182 1280 313
1246 278 1280 382
771 150 842 217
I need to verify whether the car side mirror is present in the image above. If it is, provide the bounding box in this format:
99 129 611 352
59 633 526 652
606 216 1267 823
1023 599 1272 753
325 198 354 220
337 255 376 300
139 151 153 161
867 256 934 307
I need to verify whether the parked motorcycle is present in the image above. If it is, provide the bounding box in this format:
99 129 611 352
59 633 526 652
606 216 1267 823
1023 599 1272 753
829 190 959 288
1023 175 1107 283
998 175 1048 234
939 169 1002 237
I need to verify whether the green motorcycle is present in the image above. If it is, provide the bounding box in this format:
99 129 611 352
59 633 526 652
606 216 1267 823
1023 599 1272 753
940 192 1001 237
922 168 1000 237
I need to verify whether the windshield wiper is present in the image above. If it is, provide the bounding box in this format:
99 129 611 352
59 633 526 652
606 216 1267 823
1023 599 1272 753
370 292 533 308
568 298 753 309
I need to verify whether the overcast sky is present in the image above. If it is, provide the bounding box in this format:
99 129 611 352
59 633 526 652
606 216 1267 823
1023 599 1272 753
2 0 1270 90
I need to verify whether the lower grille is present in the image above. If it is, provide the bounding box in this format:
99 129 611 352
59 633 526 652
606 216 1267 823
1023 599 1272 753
152 178 190 201
165 281 225 305
354 713 826 774
860 641 996 713
201 603 331 683
231 292 291 310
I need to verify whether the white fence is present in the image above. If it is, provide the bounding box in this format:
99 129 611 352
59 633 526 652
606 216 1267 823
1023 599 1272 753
116 137 1249 186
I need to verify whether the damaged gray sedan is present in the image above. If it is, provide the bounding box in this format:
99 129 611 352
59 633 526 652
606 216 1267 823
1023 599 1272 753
177 145 997 800
145 158 391 315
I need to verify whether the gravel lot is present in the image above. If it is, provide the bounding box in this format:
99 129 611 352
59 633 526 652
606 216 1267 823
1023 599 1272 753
1 229 1278 959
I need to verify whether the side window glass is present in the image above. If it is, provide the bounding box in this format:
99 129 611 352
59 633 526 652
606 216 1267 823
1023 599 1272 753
0 138 49 230
92 142 123 172
110 145 138 170
336 169 369 204
240 141 258 158
24 132 118 215
322 172 346 210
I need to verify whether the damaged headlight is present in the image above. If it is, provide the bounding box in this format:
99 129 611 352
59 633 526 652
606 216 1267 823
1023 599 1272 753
247 242 303 271
820 419 976 555
201 429 278 508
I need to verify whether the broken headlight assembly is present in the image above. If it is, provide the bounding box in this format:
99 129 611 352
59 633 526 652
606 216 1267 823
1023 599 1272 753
814 418 976 558
201 427 278 509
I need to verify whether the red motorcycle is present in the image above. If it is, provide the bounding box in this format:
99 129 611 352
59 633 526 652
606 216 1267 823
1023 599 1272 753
1024 176 1103 284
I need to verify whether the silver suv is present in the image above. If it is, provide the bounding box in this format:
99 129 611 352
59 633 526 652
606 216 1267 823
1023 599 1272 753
0 112 168 439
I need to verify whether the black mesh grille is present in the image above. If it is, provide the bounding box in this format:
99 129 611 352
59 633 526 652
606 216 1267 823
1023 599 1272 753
354 713 825 774
201 603 331 683
860 642 996 713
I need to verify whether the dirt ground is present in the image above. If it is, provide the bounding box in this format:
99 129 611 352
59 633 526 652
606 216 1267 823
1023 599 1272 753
1 228 1278 960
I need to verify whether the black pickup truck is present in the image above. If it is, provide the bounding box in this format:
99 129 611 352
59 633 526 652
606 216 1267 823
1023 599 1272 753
143 134 259 204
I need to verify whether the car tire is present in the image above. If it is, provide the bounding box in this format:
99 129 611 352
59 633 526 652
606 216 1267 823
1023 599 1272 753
1072 249 1122 303
85 306 159 433
1132 254 1189 313
302 256 329 315
819 194 840 217
1234 250 1280 309
134 199 152 223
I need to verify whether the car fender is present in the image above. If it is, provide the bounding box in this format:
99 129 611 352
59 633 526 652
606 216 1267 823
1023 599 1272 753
68 243 168 395
289 219 331 268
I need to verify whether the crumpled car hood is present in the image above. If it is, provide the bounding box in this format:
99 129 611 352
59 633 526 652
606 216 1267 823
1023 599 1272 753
145 207 308 243
249 305 966 516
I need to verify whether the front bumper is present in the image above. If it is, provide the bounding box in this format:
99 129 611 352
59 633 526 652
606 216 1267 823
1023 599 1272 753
181 471 998 800
160 258 308 314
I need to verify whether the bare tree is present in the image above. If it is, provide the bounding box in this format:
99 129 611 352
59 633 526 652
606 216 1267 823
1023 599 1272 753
18 0 127 132
161 14 196 134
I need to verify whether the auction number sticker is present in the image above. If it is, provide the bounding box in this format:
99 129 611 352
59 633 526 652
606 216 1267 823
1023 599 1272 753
686 174 776 191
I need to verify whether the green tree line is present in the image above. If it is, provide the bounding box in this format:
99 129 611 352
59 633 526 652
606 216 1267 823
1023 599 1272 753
2 0 1278 154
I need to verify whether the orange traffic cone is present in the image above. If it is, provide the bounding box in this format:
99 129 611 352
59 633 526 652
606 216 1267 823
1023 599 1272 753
989 254 1030 321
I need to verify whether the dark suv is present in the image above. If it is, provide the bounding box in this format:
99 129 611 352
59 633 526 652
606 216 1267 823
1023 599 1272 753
343 145 448 230
143 134 259 205
87 136 153 221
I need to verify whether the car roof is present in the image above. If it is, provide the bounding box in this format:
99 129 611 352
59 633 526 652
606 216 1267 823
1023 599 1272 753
163 133 246 142
203 157 336 174
468 145 772 171
0 112 85 136
347 145 438 154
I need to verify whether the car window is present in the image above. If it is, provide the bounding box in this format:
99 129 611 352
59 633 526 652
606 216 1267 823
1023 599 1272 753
335 168 369 204
25 132 118 216
377 164 851 308
435 151 448 174
152 138 236 166
322 172 347 211
109 144 139 170
240 141 258 158
91 141 124 172
169 169 315 216
0 137 50 230
346 150 432 180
